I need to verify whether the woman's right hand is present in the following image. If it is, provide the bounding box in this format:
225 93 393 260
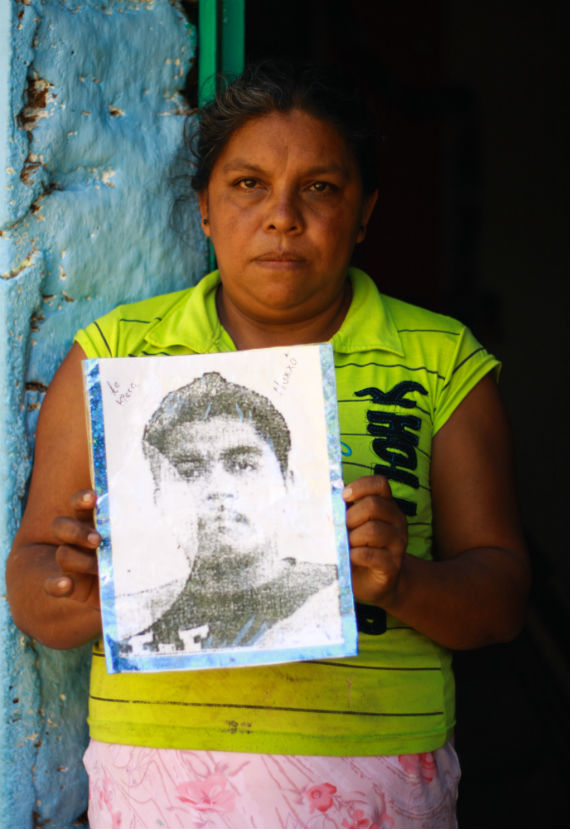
7 343 103 648
45 489 101 608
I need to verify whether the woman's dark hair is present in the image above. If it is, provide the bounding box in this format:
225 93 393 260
189 62 379 194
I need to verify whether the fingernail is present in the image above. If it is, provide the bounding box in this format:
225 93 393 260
56 577 70 590
88 532 100 546
343 486 352 500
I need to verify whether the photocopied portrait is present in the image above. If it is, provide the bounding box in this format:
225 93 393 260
84 344 357 673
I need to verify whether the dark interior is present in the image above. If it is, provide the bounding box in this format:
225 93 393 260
185 2 569 825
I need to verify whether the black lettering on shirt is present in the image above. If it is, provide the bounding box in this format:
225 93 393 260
355 381 428 408
355 382 428 516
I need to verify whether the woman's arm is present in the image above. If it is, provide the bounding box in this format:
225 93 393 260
345 372 531 650
6 343 103 649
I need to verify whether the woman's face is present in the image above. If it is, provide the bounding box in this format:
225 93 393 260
198 109 377 329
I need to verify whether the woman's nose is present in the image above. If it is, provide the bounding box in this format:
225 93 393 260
263 188 304 234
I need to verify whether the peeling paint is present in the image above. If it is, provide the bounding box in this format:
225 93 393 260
1 252 38 280
29 200 45 220
15 734 40 749
30 310 45 330
101 169 116 187
20 158 43 185
18 74 56 131
25 381 48 393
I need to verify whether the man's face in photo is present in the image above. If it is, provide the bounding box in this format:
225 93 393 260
155 415 288 590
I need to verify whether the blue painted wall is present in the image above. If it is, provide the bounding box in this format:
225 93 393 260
0 1 206 825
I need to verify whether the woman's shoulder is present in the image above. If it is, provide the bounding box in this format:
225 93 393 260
345 268 474 363
74 288 191 358
74 272 220 359
380 293 467 335
106 286 194 327
349 268 468 335
343 269 500 430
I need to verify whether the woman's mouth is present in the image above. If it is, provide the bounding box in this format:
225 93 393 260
253 252 306 269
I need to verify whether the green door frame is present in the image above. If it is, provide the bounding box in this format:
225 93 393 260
198 0 245 106
197 0 245 268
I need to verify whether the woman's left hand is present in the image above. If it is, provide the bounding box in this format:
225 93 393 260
341 376 530 650
343 475 408 606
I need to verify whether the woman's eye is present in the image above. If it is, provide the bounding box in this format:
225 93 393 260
308 181 335 194
235 178 258 190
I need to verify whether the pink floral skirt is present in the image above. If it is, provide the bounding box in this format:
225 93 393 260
84 739 459 829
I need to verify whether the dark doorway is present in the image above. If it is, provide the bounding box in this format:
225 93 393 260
245 3 569 828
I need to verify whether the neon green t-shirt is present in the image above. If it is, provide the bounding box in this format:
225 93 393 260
75 268 499 755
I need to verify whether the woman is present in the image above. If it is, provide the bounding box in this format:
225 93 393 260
7 63 529 829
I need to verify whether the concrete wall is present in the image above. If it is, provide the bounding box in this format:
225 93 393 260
0 1 206 825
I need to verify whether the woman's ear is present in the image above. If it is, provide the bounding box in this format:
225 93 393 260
356 189 378 244
198 190 211 238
